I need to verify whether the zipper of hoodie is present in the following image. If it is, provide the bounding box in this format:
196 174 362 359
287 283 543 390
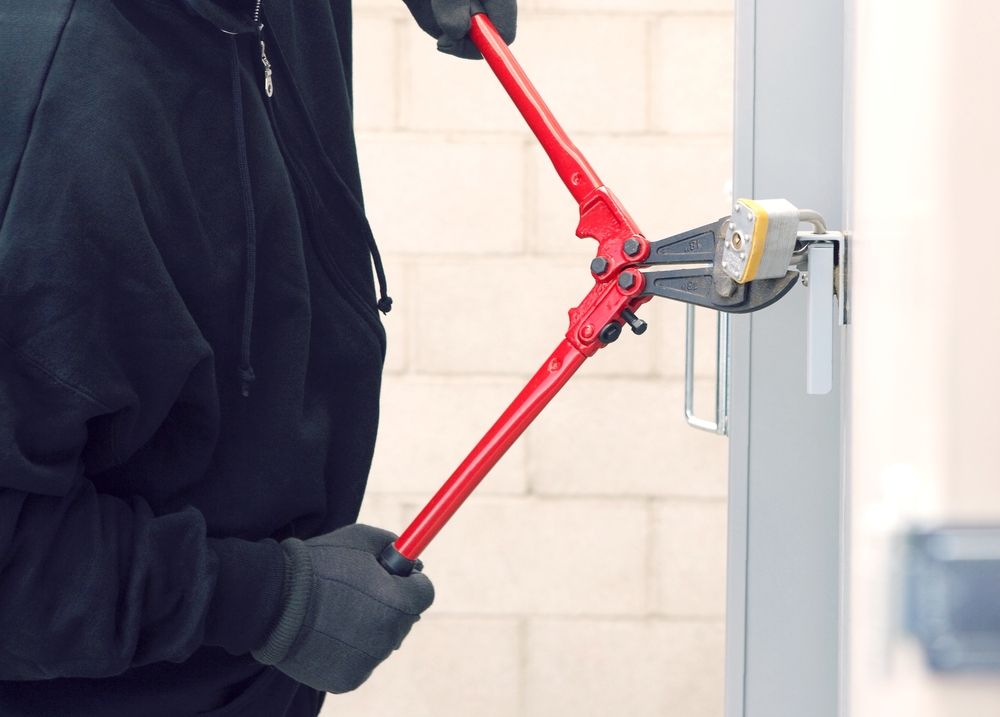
263 120 388 352
257 33 274 98
248 17 386 352
254 1 274 98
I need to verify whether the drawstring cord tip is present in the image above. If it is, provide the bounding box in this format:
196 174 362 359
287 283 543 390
239 364 257 398
377 295 393 315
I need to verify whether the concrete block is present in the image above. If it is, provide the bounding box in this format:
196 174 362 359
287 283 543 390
357 133 526 256
370 376 529 495
352 14 398 130
415 497 648 615
355 493 409 533
325 617 521 717
524 618 725 717
650 499 728 617
651 16 734 134
526 619 658 717
650 301 720 380
411 257 585 375
410 257 656 378
574 331 659 380
652 620 726 717
401 15 648 134
527 377 728 497
531 0 732 11
398 20 527 134
355 0 405 10
531 137 733 256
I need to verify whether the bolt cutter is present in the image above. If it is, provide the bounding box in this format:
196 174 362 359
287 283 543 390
379 9 826 576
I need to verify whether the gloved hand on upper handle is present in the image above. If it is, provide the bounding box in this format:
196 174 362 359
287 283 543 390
403 0 517 59
251 524 434 694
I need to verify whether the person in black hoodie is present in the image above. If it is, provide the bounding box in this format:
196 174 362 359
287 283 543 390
0 1 516 715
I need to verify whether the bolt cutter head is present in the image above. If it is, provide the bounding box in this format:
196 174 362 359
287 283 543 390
635 217 800 314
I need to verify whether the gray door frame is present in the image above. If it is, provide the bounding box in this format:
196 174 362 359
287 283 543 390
725 1 847 715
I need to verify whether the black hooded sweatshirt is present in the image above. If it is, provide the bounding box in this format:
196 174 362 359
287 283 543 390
0 1 390 714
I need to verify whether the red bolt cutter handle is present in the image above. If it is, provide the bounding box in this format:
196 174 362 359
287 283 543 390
383 341 585 571
380 12 649 576
469 12 602 203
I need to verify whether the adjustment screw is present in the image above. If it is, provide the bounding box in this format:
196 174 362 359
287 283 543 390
599 321 623 344
623 238 642 257
618 272 636 290
590 256 610 276
621 309 648 335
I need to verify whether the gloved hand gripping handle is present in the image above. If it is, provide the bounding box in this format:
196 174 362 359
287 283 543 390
380 11 649 576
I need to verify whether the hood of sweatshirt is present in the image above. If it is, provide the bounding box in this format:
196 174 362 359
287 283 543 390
181 0 261 34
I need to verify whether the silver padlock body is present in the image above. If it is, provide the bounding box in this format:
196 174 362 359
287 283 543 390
722 198 800 283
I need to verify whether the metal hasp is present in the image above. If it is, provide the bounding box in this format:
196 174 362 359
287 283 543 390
711 200 849 399
805 245 834 394
680 207 849 432
795 227 849 395
380 13 846 575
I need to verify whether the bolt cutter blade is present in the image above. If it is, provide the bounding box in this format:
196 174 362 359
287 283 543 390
644 219 726 265
640 267 799 313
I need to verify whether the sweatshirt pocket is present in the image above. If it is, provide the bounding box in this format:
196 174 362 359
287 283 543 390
306 231 386 354
296 192 387 360
274 138 388 359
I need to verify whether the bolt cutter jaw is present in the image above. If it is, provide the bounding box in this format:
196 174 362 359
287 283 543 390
636 218 800 315
640 267 799 314
567 211 801 361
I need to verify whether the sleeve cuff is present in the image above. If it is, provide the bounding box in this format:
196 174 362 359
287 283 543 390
251 538 314 665
203 536 287 655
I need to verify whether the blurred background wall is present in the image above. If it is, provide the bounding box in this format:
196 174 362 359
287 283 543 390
848 1 1000 714
326 1 735 714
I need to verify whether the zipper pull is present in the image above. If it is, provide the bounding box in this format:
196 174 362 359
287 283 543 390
259 35 274 97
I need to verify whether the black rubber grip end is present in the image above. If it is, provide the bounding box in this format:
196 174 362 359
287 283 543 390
379 543 421 576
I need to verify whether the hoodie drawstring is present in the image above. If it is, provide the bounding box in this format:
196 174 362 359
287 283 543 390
229 36 258 398
259 25 392 315
223 18 393 399
370 240 392 315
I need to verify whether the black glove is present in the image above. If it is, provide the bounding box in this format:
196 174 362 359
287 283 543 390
251 524 434 694
403 0 517 60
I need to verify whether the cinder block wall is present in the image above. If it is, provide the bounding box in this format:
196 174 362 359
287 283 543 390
327 1 734 715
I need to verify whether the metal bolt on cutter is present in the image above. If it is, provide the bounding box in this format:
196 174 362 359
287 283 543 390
378 10 847 576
